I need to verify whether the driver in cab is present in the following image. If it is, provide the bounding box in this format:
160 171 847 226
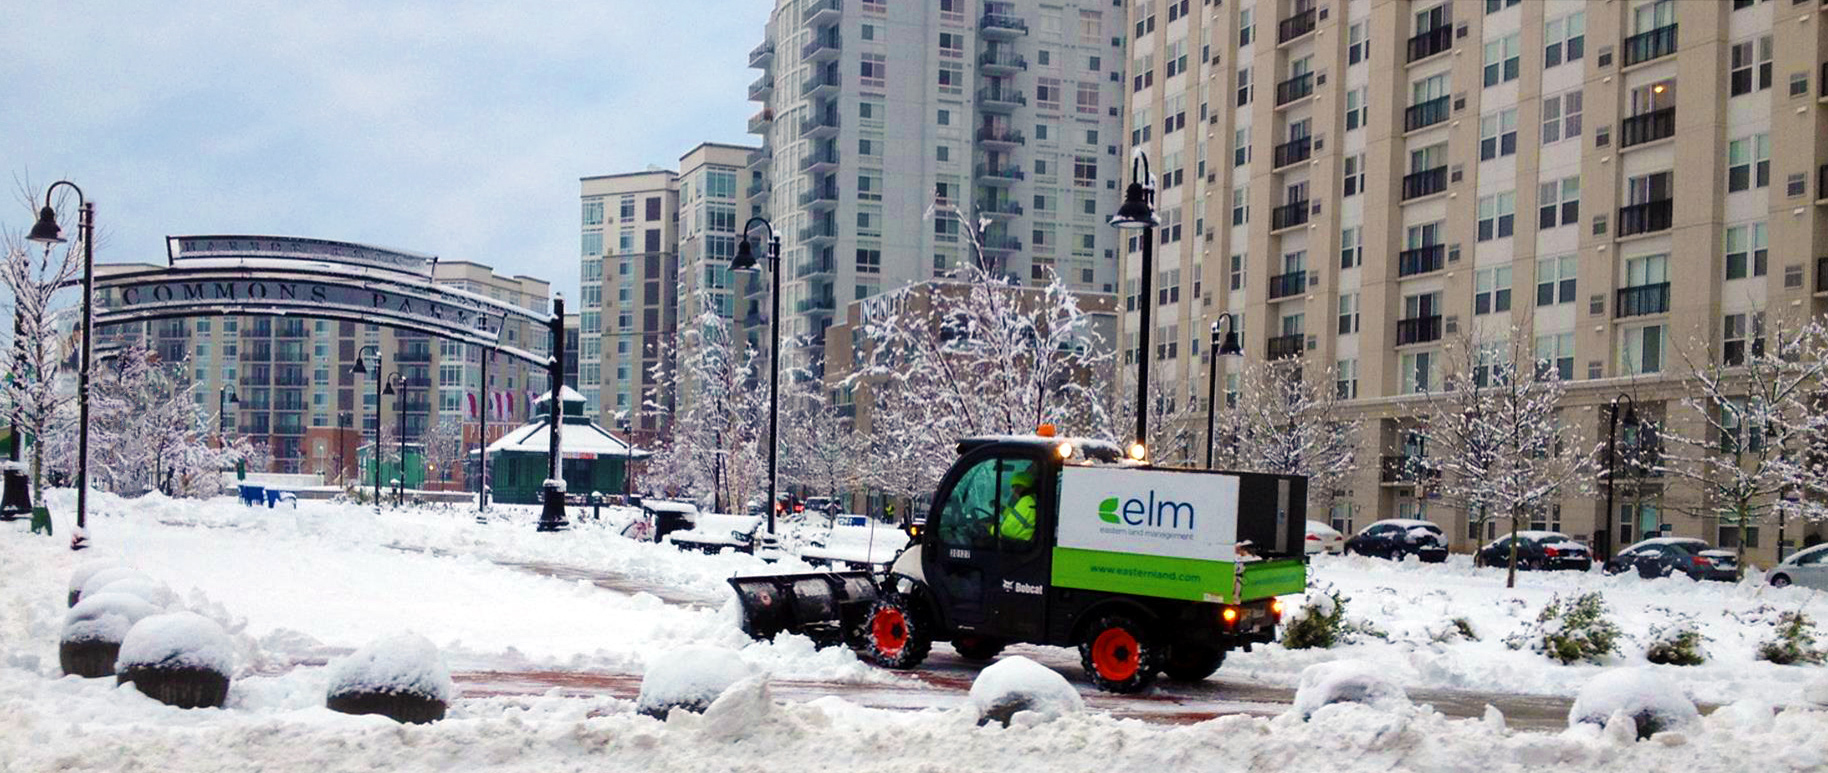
999 470 1038 543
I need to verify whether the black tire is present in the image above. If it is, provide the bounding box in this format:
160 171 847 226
860 592 932 670
951 636 1005 662
1161 644 1225 683
1078 615 1162 693
1771 574 1792 588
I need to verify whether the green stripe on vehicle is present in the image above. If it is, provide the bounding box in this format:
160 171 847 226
1052 548 1306 603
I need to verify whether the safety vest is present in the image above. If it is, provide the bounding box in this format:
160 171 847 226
1000 495 1037 542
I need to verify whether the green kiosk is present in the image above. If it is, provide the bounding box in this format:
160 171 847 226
482 387 647 504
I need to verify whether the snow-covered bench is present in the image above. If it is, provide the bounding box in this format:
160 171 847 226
668 514 765 555
797 515 908 570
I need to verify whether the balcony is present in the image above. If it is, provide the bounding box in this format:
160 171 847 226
977 200 1024 218
746 146 771 169
1401 166 1448 200
748 110 771 135
395 350 433 363
795 296 838 313
797 223 837 245
747 181 771 200
238 374 270 387
1381 455 1440 484
1395 315 1443 346
799 113 840 138
1397 244 1445 277
974 164 1026 185
976 87 1027 112
802 72 838 99
1272 136 1312 169
273 350 311 364
982 236 1023 253
1267 271 1308 300
749 40 775 68
273 375 310 387
795 258 835 279
802 0 839 25
1622 24 1677 68
1406 26 1452 64
978 51 1028 74
801 36 840 62
1615 283 1670 318
975 126 1026 146
1271 200 1311 231
1404 96 1449 132
1274 72 1314 106
273 399 307 412
1267 334 1306 360
239 422 271 435
748 75 773 102
797 188 839 209
799 151 839 173
239 349 272 362
1277 8 1317 44
980 14 1028 38
276 322 309 338
1619 107 1675 149
1816 257 1828 294
1617 199 1673 237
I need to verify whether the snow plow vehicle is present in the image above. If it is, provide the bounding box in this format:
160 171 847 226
729 433 1308 692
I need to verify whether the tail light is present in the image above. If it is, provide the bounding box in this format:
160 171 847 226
1269 599 1285 622
1306 534 1321 541
1692 555 1712 567
1544 547 1560 558
1221 606 1240 628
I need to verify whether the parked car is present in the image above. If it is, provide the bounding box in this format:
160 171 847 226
1304 520 1345 555
1602 537 1738 581
1765 543 1828 590
1475 531 1593 571
1343 519 1449 562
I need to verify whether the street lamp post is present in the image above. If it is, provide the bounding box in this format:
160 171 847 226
1108 153 1161 462
536 295 570 532
1204 314 1244 469
618 416 632 502
218 386 239 446
385 372 406 506
1602 393 1639 562
732 217 782 538
351 345 382 505
26 181 94 550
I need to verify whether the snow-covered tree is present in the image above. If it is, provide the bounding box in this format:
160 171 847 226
779 373 864 507
419 418 466 489
1 230 82 497
1218 359 1359 518
1413 329 1594 587
645 291 769 511
82 344 222 497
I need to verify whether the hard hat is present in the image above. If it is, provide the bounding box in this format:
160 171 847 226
1011 471 1034 488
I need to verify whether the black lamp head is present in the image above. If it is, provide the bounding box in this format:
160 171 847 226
383 381 395 396
1108 182 1158 229
732 238 760 271
228 391 240 404
26 206 65 245
1218 330 1243 357
350 357 368 376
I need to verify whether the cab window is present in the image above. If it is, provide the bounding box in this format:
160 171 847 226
996 459 1040 551
938 459 1000 550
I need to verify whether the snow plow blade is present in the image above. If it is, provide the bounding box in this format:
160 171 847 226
727 571 878 646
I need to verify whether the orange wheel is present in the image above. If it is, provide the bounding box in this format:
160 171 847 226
871 607 908 657
1078 615 1159 693
858 593 931 669
1091 628 1140 683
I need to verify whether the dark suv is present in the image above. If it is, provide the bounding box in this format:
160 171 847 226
1602 537 1738 581
1476 531 1593 571
1344 519 1449 562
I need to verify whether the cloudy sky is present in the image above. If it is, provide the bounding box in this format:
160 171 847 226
4 0 767 301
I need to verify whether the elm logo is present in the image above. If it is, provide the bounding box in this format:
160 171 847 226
1096 492 1196 529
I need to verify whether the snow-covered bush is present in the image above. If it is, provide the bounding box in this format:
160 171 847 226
967 655 1083 727
115 612 236 709
1290 660 1409 720
325 632 453 724
1504 592 1620 664
1429 617 1479 644
636 645 756 719
1755 611 1823 665
67 559 127 607
60 592 162 678
1568 668 1699 740
1281 587 1384 650
1644 620 1708 666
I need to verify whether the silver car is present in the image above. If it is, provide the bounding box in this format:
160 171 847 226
1766 543 1828 590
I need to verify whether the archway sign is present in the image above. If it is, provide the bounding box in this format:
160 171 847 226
77 235 570 526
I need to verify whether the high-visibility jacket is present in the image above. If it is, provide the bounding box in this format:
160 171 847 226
1000 494 1037 542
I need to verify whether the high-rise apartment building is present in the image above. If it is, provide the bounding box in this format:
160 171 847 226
747 0 1130 372
1122 0 1828 563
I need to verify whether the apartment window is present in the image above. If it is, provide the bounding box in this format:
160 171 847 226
1475 267 1512 314
1038 77 1063 111
1231 186 1249 226
1483 34 1520 87
1073 156 1098 187
1229 253 1246 291
1348 22 1369 65
1622 325 1667 375
1158 268 1182 305
1131 107 1151 146
1401 350 1437 394
1723 312 1766 366
1633 0 1674 35
1165 0 1189 22
938 32 963 58
1338 293 1360 334
1541 92 1582 145
1238 8 1254 46
1343 154 1365 197
1477 192 1515 241
1535 333 1575 381
1627 253 1670 289
582 200 604 226
1076 81 1101 115
1544 12 1585 67
1233 126 1251 167
619 196 635 221
1235 67 1253 106
1727 135 1770 192
1340 226 1362 268
1536 255 1578 306
1133 2 1155 37
581 231 603 256
1730 36 1774 96
1724 223 1769 280
1538 176 1580 229
1412 73 1449 109
1345 88 1367 131
1132 53 1154 91
1165 40 1188 78
853 249 880 276
1479 108 1518 160
1484 0 1520 13
1162 92 1186 133
1336 359 1359 400
860 53 886 85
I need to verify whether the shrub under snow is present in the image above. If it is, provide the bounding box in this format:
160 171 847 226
1290 660 1409 720
1504 592 1620 665
1644 621 1708 666
326 633 453 724
636 645 756 719
1755 611 1824 666
1568 668 1699 740
1281 587 1384 650
967 655 1084 727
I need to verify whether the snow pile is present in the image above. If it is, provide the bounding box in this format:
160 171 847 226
696 676 775 741
67 559 128 605
87 576 178 609
62 593 162 645
115 612 237 675
326 632 453 703
75 566 149 606
1291 659 1410 720
1568 668 1700 740
636 645 757 718
967 655 1083 727
1806 676 1828 708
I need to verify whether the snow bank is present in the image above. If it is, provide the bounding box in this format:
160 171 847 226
967 655 1083 727
1568 668 1700 739
697 676 775 741
1806 676 1828 708
116 612 237 675
636 645 756 718
62 593 162 645
1291 660 1410 720
326 632 453 702
88 577 178 609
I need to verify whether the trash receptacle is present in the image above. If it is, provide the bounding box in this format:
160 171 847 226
238 485 265 506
